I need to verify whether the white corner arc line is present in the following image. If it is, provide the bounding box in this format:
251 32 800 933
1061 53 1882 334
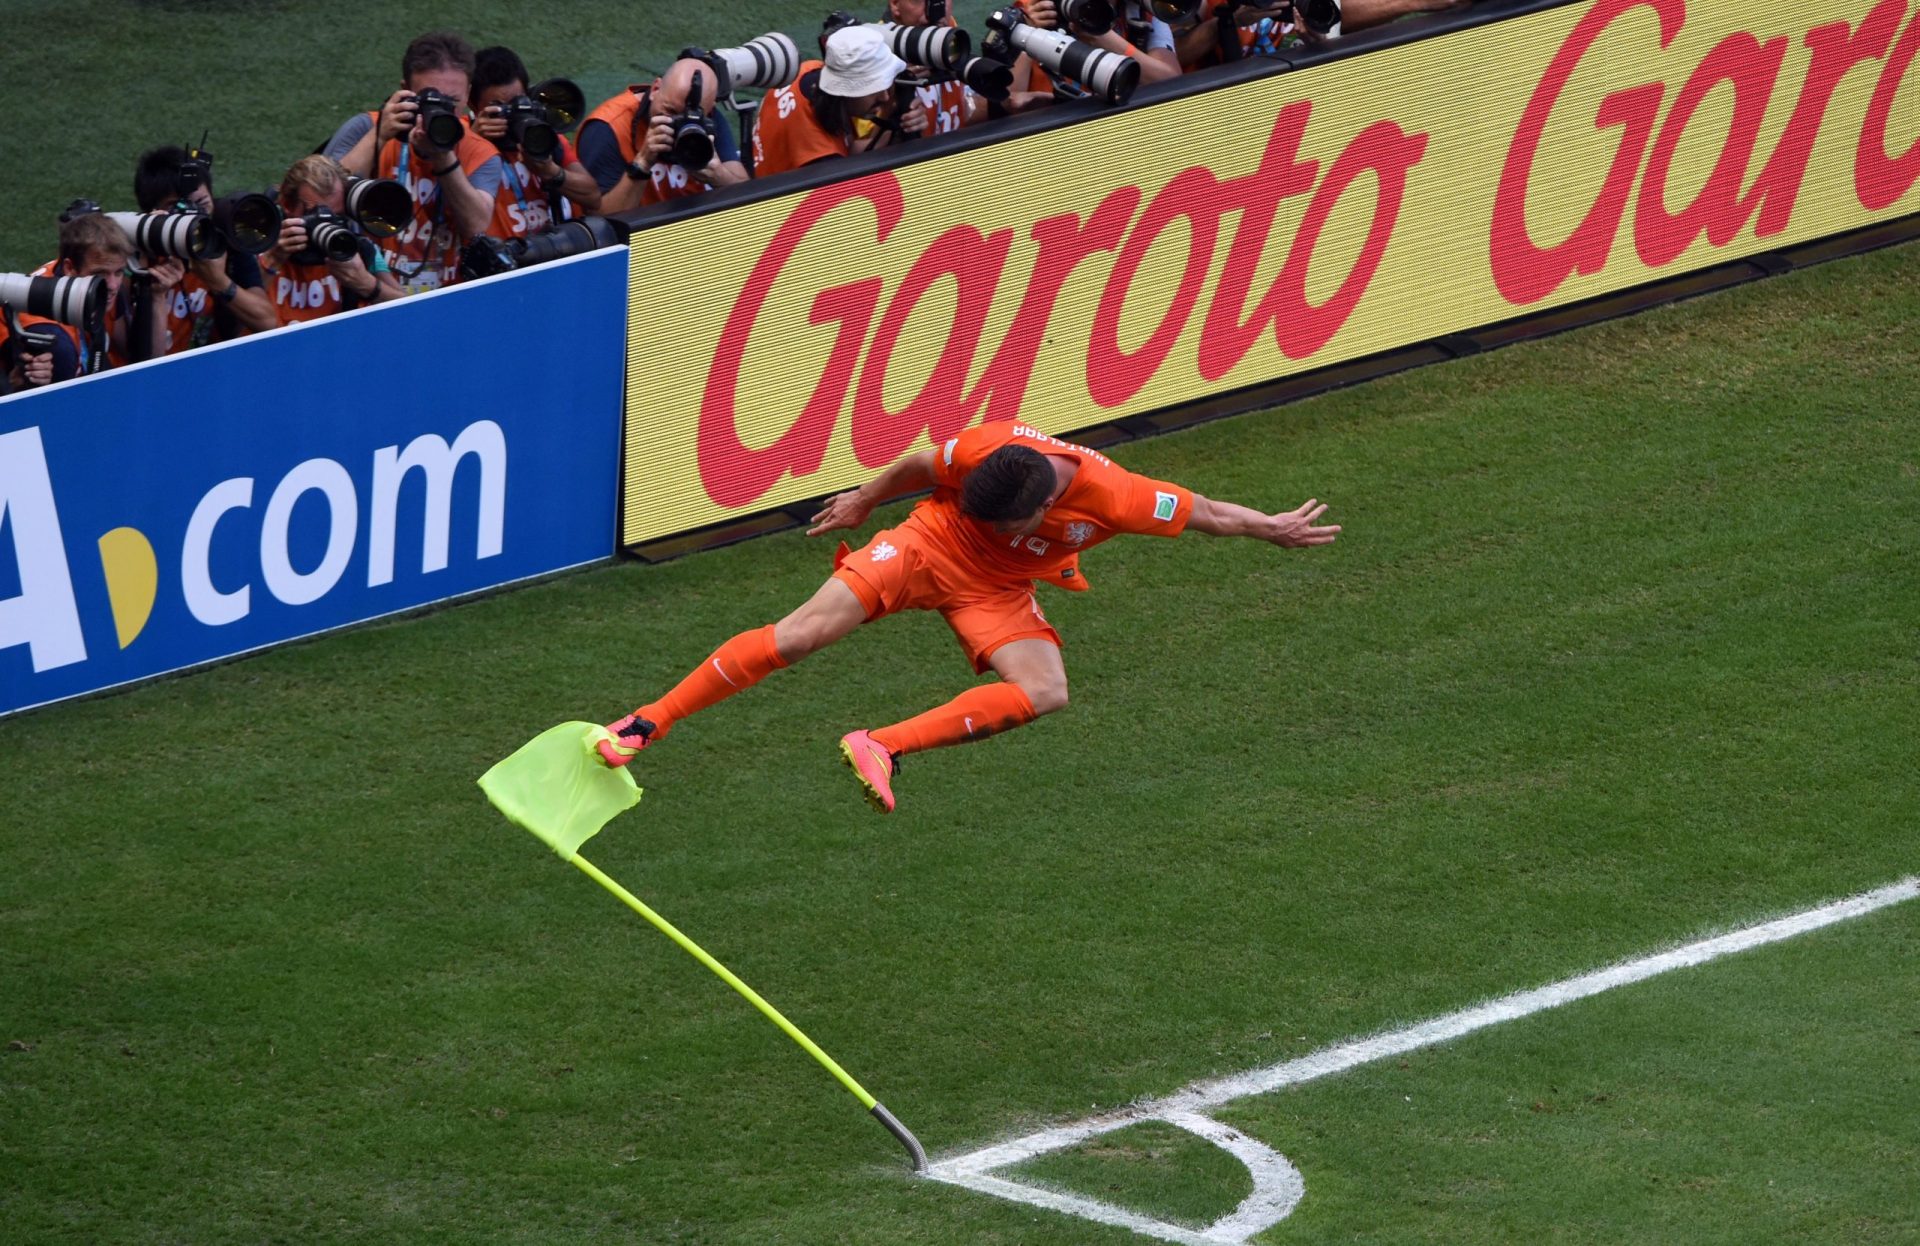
926 876 1920 1244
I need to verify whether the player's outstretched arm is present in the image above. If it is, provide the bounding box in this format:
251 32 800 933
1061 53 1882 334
806 450 939 536
1187 495 1341 547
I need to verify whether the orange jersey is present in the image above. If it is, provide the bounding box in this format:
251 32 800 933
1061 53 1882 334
916 422 1194 591
752 64 851 178
263 258 350 325
485 135 578 239
373 113 500 291
907 77 976 135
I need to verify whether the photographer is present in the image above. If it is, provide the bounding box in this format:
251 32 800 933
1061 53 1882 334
751 26 907 179
1174 0 1462 66
577 58 749 215
467 46 600 239
1014 0 1183 93
884 2 985 136
18 213 134 374
257 156 403 326
324 32 503 293
130 145 276 353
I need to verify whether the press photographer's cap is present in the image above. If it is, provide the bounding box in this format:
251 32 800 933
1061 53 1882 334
820 26 907 98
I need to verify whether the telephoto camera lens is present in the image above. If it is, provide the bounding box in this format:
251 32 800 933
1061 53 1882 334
530 77 586 128
212 192 283 255
983 11 1139 105
107 210 222 261
957 57 1014 100
877 20 971 72
0 272 107 331
711 31 801 93
342 177 410 237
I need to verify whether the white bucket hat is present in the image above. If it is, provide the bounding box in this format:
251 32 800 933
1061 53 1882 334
819 26 907 98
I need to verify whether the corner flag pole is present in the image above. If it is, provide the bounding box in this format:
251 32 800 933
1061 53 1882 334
477 722 927 1172
567 853 928 1170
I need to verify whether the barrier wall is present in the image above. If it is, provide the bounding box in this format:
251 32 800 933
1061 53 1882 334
0 247 629 717
620 0 1920 545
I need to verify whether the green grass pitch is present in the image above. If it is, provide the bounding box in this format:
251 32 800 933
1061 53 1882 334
4 2 1919 1240
4 238 1916 1241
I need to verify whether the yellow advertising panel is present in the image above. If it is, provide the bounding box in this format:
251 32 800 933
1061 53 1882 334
624 0 1920 544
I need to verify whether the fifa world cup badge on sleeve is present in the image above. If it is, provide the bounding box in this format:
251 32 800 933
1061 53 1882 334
1154 492 1178 521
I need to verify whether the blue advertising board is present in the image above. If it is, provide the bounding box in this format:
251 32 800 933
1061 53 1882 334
0 247 627 716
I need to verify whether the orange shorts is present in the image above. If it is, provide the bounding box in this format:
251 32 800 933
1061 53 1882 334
832 517 1062 674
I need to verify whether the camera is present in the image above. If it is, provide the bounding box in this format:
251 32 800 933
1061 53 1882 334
983 7 1139 105
875 19 972 72
177 134 215 197
291 208 362 265
956 57 1015 100
210 192 283 256
411 87 464 150
0 272 108 341
105 208 223 262
342 176 410 237
493 94 562 161
458 216 620 282
662 70 718 169
1058 0 1118 36
683 32 801 101
530 77 587 129
1293 0 1342 35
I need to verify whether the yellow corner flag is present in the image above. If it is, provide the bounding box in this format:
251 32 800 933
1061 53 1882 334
477 722 642 860
476 721 928 1171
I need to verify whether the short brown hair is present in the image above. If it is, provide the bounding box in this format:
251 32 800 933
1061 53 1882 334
961 445 1056 523
279 154 347 207
58 212 132 269
402 31 476 82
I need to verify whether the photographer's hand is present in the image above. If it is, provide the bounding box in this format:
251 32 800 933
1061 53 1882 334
379 89 420 145
642 113 676 167
1028 0 1062 28
901 99 932 137
22 353 54 387
470 106 509 144
326 251 380 301
147 258 186 294
263 217 308 271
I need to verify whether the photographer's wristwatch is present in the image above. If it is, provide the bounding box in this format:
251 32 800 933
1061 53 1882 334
540 168 567 192
212 281 239 304
624 159 650 181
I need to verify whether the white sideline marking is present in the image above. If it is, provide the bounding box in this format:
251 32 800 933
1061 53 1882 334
926 877 1920 1244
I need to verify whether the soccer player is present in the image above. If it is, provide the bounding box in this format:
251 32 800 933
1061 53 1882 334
597 422 1340 812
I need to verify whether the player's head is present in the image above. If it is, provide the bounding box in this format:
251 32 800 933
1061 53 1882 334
963 445 1057 535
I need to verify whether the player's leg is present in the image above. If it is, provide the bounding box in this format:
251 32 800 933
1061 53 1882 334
839 593 1064 813
599 577 868 765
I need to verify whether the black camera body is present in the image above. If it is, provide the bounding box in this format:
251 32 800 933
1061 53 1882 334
495 95 561 162
291 207 361 265
411 88 465 151
662 70 717 170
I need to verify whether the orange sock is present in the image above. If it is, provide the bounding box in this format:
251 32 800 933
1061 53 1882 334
870 683 1036 757
639 624 787 733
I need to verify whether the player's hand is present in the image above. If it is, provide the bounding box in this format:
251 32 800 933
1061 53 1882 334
1267 498 1340 547
806 489 873 536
